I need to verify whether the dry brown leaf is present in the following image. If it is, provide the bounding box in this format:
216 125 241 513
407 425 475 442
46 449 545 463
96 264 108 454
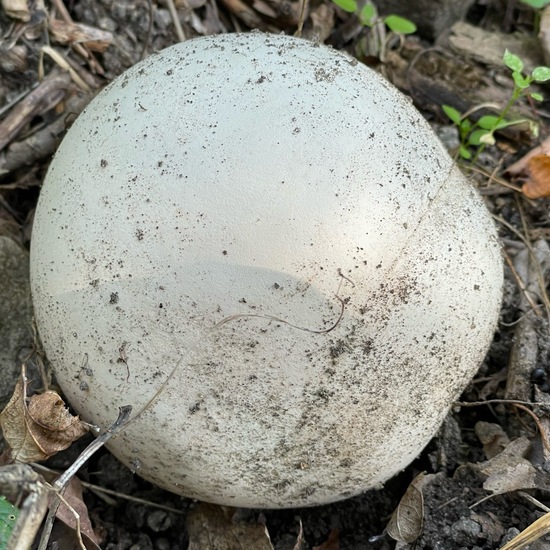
313 528 339 550
386 472 426 544
478 436 537 495
475 421 510 459
482 459 537 495
522 155 550 199
0 379 88 463
187 503 274 550
55 476 101 549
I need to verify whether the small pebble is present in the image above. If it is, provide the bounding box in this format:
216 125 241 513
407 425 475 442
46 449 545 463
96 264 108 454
451 518 481 546
147 510 172 532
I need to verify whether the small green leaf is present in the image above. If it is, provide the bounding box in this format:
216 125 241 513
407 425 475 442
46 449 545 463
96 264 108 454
477 115 501 130
359 3 376 25
442 104 461 125
504 50 524 73
529 120 540 137
532 66 550 82
383 15 417 34
331 0 357 13
530 92 544 101
468 129 490 146
0 496 19 547
459 146 472 160
460 118 472 132
519 0 549 7
512 71 531 89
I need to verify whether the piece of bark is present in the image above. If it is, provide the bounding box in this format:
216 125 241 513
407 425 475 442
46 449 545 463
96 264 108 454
444 21 543 71
505 241 550 401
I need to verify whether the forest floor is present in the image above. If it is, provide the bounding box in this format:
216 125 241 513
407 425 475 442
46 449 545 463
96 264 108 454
2 0 550 549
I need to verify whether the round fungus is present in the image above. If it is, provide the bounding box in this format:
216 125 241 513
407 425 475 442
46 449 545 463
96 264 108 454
30 32 503 508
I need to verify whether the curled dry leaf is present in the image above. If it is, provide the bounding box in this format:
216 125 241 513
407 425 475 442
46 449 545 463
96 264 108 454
187 503 274 550
0 380 88 463
386 472 427 544
475 421 510 459
522 155 550 199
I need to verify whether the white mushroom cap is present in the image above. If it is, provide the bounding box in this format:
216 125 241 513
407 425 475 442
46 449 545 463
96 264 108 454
31 32 502 508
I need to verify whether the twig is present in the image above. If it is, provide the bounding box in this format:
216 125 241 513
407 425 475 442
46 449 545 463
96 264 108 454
294 0 309 37
36 406 132 550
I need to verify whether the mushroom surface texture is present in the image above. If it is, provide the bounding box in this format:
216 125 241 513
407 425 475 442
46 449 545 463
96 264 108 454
31 32 503 509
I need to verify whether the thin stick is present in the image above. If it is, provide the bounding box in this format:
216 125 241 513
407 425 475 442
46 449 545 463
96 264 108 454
166 0 186 42
37 406 132 550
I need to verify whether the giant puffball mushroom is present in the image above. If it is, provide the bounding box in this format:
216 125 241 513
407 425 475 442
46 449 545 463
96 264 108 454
30 32 503 508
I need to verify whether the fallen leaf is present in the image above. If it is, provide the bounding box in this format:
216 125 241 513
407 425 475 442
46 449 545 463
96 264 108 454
483 459 537 495
55 477 101 549
0 380 88 463
313 528 339 550
475 421 510 459
522 154 550 199
187 503 273 550
478 437 537 495
386 472 426 544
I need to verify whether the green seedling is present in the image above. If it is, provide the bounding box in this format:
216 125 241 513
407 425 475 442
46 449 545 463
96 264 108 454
443 50 550 161
519 0 550 8
331 0 416 35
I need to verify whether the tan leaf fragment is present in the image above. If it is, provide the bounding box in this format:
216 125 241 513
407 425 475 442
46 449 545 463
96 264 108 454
386 472 427 544
478 437 537 495
475 421 510 459
522 155 550 199
1 0 30 21
187 503 274 550
0 380 88 463
48 19 113 52
55 476 101 549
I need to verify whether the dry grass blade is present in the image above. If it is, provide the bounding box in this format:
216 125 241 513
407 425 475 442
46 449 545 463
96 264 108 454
499 511 550 550
39 46 91 92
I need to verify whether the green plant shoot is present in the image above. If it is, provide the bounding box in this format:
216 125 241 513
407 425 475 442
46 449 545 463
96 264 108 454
519 0 550 8
332 0 416 35
0 496 19 549
443 50 550 161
